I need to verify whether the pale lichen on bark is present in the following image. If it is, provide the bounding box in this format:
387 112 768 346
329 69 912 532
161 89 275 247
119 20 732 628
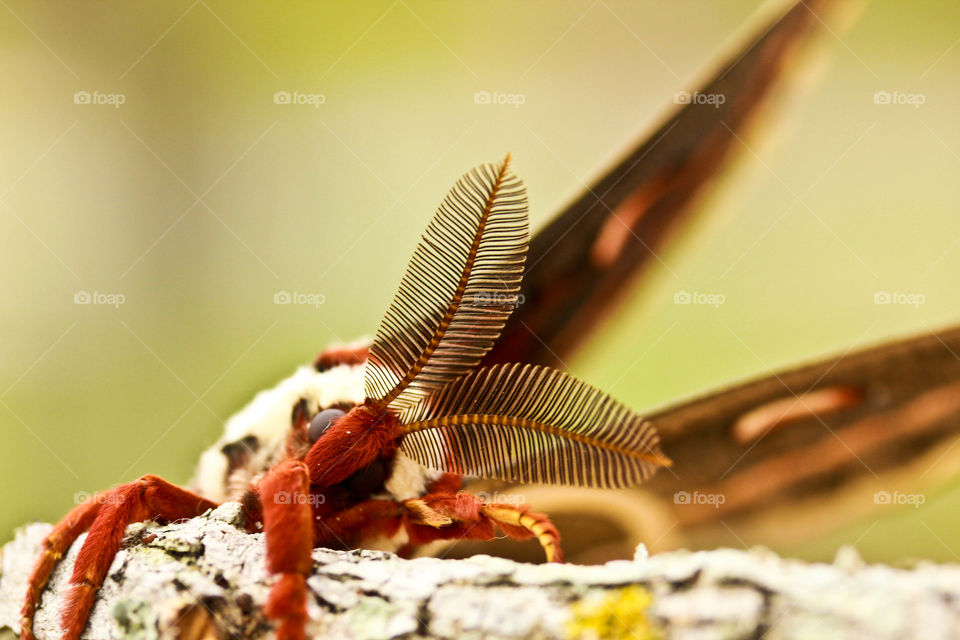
1 503 959 639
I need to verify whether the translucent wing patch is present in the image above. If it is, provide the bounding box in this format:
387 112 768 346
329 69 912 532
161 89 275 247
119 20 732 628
364 157 528 411
399 363 670 488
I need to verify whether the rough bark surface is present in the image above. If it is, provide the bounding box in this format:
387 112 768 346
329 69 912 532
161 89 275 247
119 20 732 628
1 503 958 639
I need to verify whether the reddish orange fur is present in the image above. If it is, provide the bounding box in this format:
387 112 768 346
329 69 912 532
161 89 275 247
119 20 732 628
265 574 308 640
306 491 564 562
304 402 402 488
20 497 103 640
260 461 314 640
314 499 402 548
25 433 564 640
261 461 313 575
20 476 218 640
25 466 563 640
417 492 482 521
405 519 497 547
401 492 496 547
26 396 563 640
62 484 144 638
426 472 462 494
400 494 562 560
313 344 369 371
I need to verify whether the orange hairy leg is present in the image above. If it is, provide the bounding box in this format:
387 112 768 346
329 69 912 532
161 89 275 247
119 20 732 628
259 460 314 640
20 497 103 640
403 493 562 561
311 491 563 562
313 499 404 549
20 476 217 640
309 476 466 549
480 504 563 563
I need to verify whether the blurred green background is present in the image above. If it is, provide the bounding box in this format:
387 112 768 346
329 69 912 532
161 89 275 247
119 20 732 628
1 0 958 563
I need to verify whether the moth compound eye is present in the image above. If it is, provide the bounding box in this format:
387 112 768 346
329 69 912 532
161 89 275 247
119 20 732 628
309 408 345 443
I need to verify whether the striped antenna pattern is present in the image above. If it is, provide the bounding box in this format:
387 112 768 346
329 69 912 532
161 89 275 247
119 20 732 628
364 157 528 411
399 363 669 488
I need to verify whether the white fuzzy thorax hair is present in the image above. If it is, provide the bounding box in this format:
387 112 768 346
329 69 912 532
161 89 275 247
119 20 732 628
190 355 438 505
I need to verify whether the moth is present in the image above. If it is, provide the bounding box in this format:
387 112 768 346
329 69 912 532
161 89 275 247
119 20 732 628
21 0 925 637
21 154 673 639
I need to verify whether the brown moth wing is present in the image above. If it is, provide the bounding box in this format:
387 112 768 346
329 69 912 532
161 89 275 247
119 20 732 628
442 326 960 562
642 325 960 548
484 0 844 367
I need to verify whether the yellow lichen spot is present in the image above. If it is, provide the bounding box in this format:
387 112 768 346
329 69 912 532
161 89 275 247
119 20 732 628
566 586 660 640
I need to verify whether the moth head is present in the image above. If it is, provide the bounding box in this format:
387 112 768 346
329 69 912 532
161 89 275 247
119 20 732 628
286 396 353 458
191 359 367 502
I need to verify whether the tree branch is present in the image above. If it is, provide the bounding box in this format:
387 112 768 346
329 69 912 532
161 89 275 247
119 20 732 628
1 503 957 639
